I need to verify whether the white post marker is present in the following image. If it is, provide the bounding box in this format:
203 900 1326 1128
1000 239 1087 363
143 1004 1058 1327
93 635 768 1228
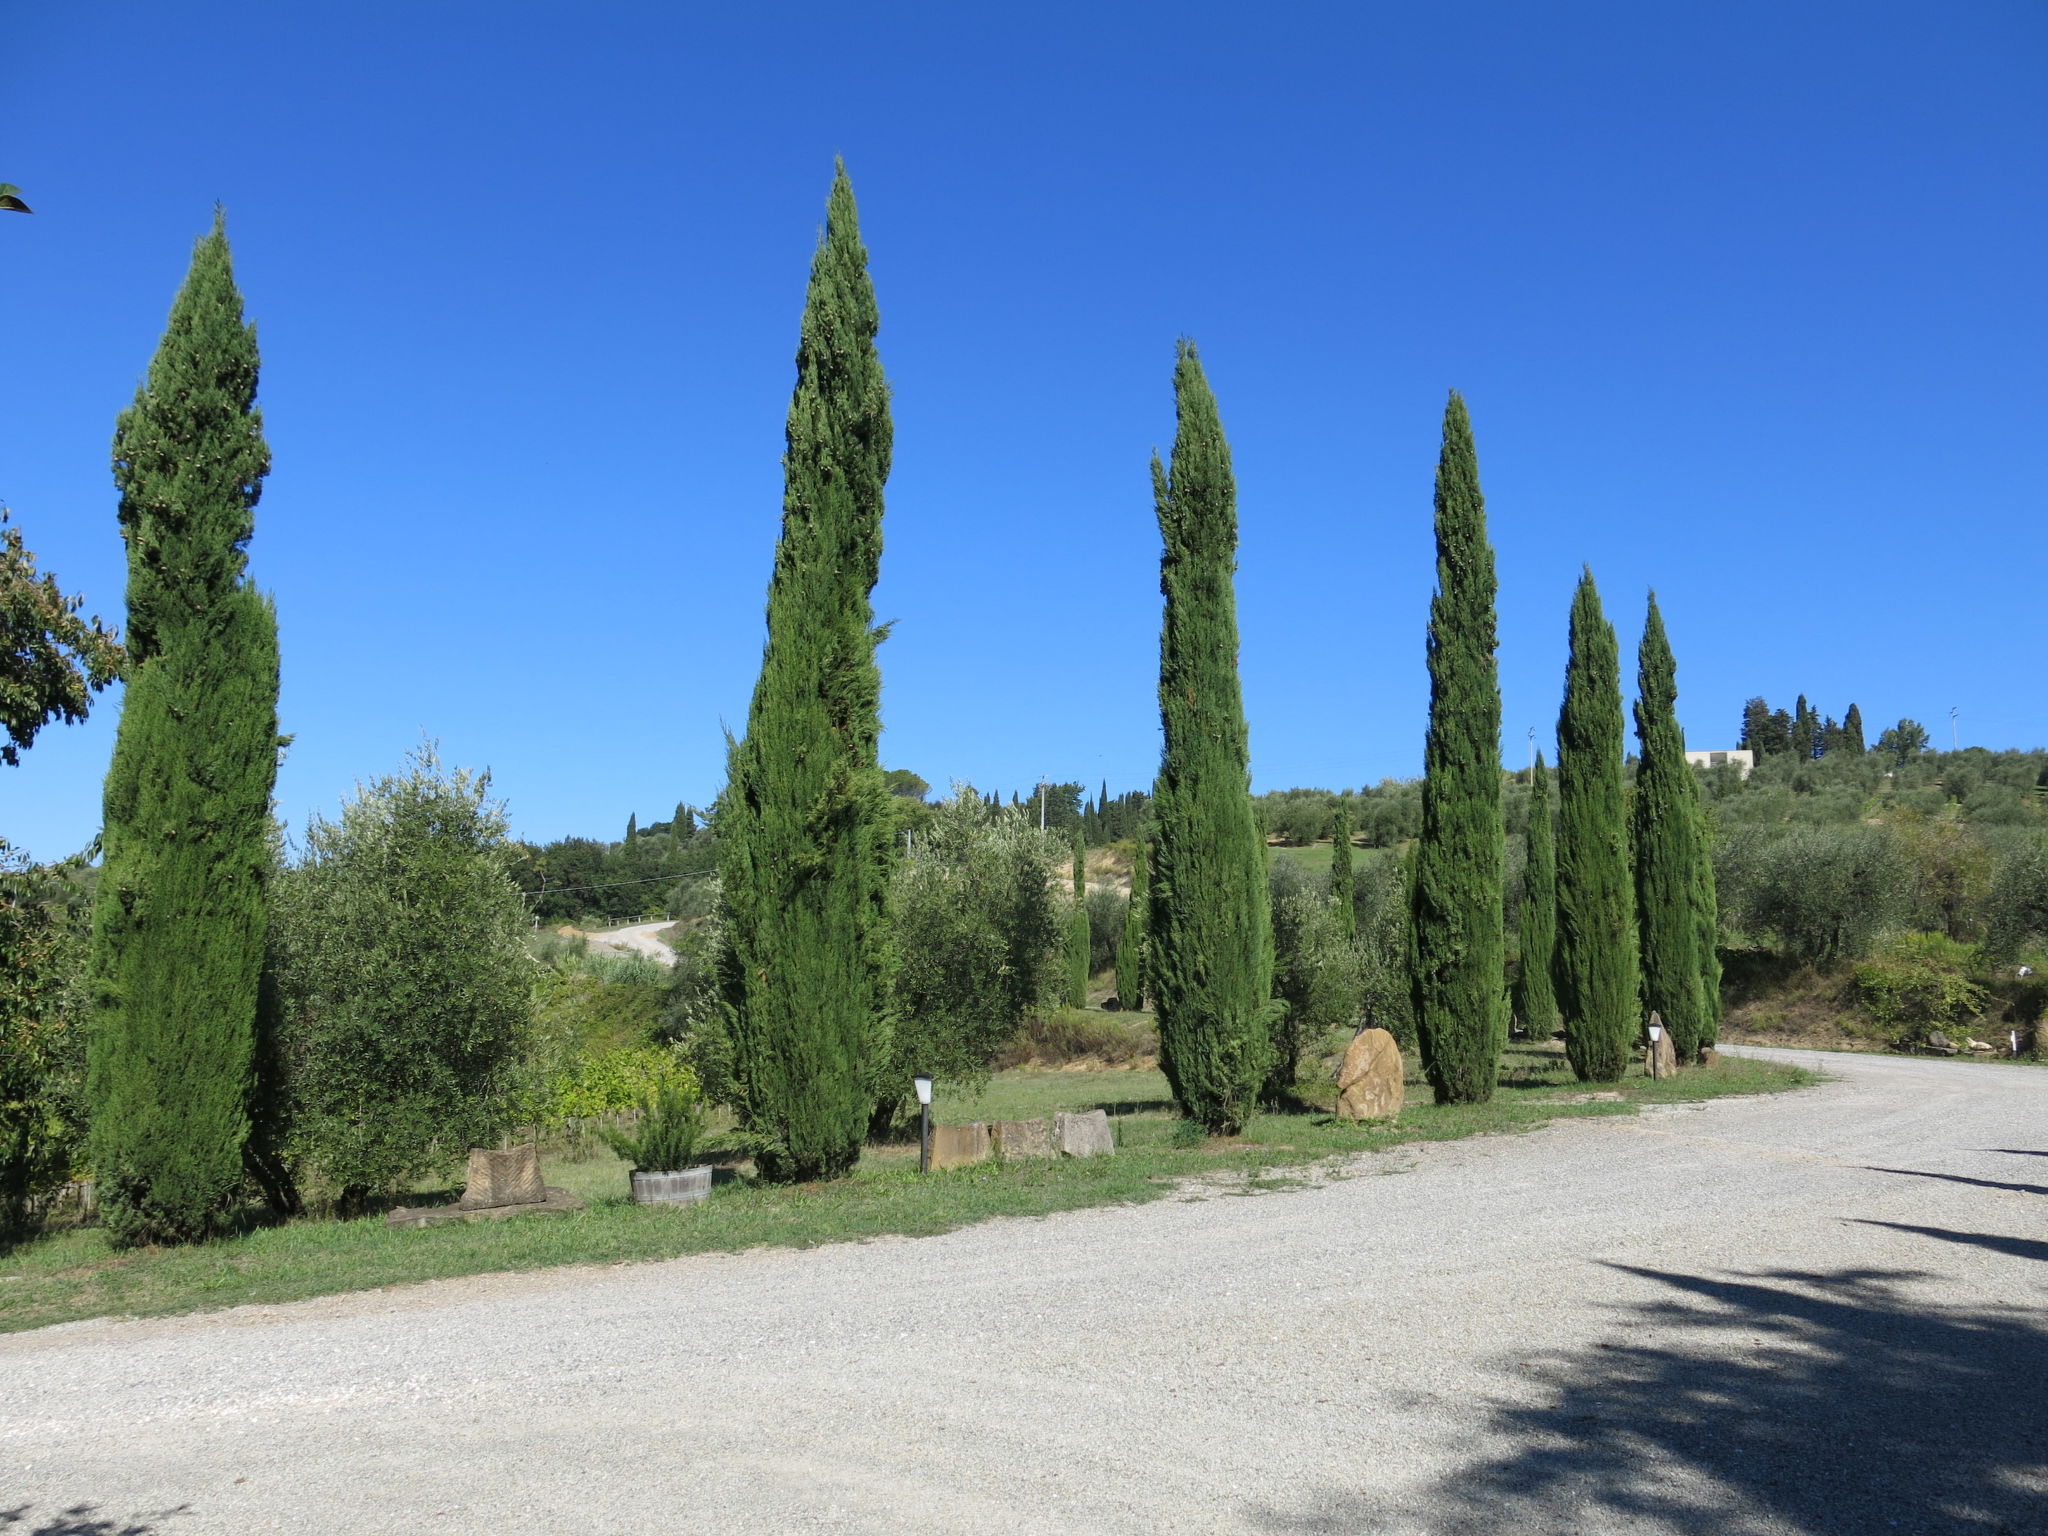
914 1074 935 1174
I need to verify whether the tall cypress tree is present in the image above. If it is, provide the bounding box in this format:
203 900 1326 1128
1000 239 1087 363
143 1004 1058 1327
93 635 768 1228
1514 751 1559 1040
1066 829 1091 1008
1117 837 1148 1009
1329 801 1356 941
1148 340 1273 1134
88 215 280 1245
717 164 894 1183
1632 594 1707 1061
1554 570 1637 1083
1410 391 1505 1105
1842 703 1866 755
1691 801 1722 1054
1791 695 1815 762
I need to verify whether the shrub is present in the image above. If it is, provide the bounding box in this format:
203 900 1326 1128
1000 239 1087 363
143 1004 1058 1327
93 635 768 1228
1853 933 1989 1045
1268 861 1361 1098
520 1045 698 1130
881 790 1064 1106
600 1081 707 1172
262 748 532 1212
0 853 91 1245
992 1008 1156 1069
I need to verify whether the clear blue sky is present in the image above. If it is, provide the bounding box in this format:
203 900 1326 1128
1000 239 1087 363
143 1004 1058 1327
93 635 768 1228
5 2 2044 858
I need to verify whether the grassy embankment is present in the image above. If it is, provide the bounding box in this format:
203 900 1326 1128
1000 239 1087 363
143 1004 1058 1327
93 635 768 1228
0 1046 1812 1335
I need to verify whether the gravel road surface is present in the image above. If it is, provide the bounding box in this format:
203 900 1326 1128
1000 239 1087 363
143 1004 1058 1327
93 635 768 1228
583 921 676 967
4 1048 2043 1535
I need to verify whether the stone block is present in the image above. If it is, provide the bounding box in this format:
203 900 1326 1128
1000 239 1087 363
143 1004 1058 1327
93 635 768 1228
1335 1027 1404 1121
457 1144 546 1209
993 1118 1054 1159
1054 1109 1114 1157
930 1122 991 1169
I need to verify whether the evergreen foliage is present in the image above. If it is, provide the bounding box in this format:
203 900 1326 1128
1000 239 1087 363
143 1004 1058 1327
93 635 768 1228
1792 695 1816 762
88 217 280 1246
716 164 895 1183
1147 341 1274 1134
1632 594 1710 1061
1514 751 1559 1039
1066 830 1091 1007
1554 570 1637 1083
1842 704 1866 755
1116 837 1148 1009
1329 802 1357 941
1409 392 1505 1105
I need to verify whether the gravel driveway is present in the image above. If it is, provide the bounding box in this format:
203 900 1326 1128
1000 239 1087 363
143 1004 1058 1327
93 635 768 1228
4 1048 2043 1535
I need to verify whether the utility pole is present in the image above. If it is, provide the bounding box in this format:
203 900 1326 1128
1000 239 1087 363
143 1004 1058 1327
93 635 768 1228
1950 706 1960 752
1528 725 1536 774
1038 778 1048 832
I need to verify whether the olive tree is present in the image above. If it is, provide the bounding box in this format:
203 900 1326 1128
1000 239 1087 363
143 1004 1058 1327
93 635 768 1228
261 747 532 1213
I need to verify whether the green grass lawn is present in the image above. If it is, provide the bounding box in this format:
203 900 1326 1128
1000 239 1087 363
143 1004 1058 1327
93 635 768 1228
0 1046 1814 1336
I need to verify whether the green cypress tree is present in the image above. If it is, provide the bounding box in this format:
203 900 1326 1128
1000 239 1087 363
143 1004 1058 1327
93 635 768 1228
1632 594 1708 1061
1117 837 1148 1009
1514 751 1559 1040
716 164 894 1183
88 215 280 1245
1329 801 1356 941
1409 391 1505 1105
1554 570 1637 1082
1148 340 1274 1133
1066 829 1091 1008
625 811 637 842
1791 695 1815 762
1691 803 1722 1054
1842 703 1866 755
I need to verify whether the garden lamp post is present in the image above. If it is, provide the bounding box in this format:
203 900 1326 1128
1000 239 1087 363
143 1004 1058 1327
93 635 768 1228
914 1074 934 1173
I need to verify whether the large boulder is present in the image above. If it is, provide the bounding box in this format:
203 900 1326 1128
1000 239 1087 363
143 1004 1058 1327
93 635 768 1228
1335 1028 1404 1122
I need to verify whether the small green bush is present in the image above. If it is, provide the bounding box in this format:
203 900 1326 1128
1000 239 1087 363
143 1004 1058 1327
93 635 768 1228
1853 933 1989 1044
601 1082 707 1172
520 1045 699 1129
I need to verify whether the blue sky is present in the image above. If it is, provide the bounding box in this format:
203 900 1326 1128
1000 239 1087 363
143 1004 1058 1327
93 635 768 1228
4 2 2043 858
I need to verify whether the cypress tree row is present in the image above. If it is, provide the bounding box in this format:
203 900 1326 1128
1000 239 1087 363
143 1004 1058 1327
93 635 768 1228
1632 594 1708 1061
1553 570 1637 1083
1409 391 1505 1105
1329 801 1356 941
88 216 281 1245
1514 751 1559 1040
717 164 895 1183
1148 340 1274 1134
1116 837 1148 1009
1066 829 1090 1008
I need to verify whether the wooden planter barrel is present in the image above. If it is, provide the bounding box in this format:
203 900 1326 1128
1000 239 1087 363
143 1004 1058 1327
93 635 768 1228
630 1167 711 1206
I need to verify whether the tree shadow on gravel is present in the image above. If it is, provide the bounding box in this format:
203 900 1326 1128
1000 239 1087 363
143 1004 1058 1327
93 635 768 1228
1249 1260 2048 1536
1864 1166 2048 1198
0 1506 187 1535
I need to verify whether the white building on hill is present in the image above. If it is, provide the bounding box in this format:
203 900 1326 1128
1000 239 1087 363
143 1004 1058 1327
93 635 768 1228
1684 748 1754 779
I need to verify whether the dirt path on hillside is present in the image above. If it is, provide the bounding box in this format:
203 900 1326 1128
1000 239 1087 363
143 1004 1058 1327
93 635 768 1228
3 1049 2043 1534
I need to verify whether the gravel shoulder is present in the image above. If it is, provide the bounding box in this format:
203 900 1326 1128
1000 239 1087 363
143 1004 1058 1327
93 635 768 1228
4 1049 2043 1535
